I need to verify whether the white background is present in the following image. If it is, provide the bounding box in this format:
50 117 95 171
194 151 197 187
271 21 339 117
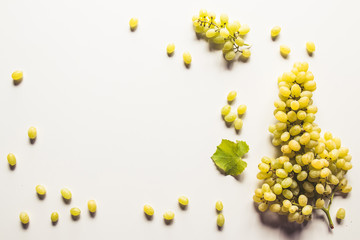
0 0 359 239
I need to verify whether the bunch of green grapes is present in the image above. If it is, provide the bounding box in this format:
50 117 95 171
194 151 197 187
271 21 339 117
192 9 252 61
253 62 352 229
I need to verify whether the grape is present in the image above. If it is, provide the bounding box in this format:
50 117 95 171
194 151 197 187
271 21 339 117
19 212 29 224
280 45 291 56
51 212 59 223
315 198 325 208
221 105 231 116
237 105 247 115
205 29 217 38
183 52 192 65
12 70 23 81
225 51 236 61
336 208 345 220
269 203 281 212
178 196 189 206
242 49 251 58
258 203 268 212
215 201 223 211
217 213 225 227
253 63 353 229
238 24 250 35
302 205 312 215
298 195 308 206
70 207 81 217
224 112 236 122
7 153 16 166
235 37 244 46
234 118 243 130
306 42 316 53
223 41 233 51
166 43 175 55
129 18 138 29
271 26 281 37
88 200 97 213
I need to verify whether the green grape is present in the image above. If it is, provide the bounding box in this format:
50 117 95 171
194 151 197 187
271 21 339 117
225 51 236 61
258 163 270 173
281 177 292 188
269 204 281 212
273 183 283 195
283 162 293 172
282 189 293 199
224 112 236 122
205 29 217 38
336 208 345 220
276 169 288 178
302 205 312 215
235 37 244 46
223 41 233 51
213 36 225 44
283 199 292 208
221 105 231 116
298 195 308 206
258 203 268 212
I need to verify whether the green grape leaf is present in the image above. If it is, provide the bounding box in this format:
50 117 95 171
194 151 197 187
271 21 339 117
211 139 249 176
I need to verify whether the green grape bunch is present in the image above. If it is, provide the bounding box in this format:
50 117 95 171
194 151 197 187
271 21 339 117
253 62 352 229
192 9 252 61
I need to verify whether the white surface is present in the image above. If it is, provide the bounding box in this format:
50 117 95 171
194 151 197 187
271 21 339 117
0 0 359 239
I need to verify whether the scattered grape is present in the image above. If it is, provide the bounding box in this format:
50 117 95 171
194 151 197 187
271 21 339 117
336 208 345 220
217 213 225 227
12 71 23 81
224 112 236 123
143 204 154 216
234 118 243 130
183 52 192 65
221 105 231 116
28 127 37 139
215 201 223 211
61 188 72 200
36 185 46 196
129 18 138 29
306 42 316 53
237 104 247 115
88 200 97 213
7 153 16 166
163 210 175 221
19 212 29 224
51 212 59 223
70 207 81 217
227 91 237 102
178 196 189 206
280 45 291 56
271 26 281 37
166 43 175 55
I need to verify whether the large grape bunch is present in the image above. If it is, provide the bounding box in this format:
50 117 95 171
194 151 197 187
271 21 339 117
253 62 352 229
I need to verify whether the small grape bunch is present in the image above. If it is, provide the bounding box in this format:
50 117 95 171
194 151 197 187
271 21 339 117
221 91 247 131
192 9 252 61
253 62 352 229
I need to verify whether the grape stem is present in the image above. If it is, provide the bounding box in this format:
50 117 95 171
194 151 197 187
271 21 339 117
320 193 335 229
